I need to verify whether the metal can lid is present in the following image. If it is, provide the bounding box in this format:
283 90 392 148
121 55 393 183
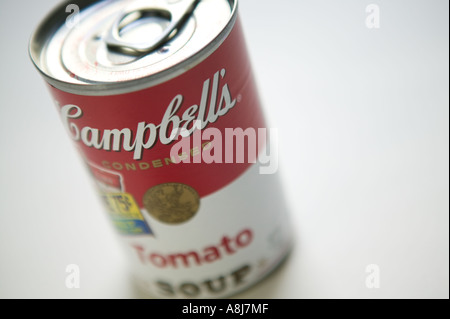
30 0 236 95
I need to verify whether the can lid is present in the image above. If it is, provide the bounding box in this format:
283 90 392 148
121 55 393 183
30 0 235 95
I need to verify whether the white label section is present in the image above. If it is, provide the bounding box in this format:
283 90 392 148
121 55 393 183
120 162 292 299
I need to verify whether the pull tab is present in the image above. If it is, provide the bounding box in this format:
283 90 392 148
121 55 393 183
105 0 200 55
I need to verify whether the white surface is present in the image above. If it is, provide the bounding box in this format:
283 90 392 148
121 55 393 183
0 0 448 299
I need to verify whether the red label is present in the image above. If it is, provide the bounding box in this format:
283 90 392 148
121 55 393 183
48 18 265 206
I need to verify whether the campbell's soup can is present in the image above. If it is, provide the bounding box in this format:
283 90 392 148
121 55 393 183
29 0 292 298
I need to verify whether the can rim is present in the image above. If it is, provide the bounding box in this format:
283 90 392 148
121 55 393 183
29 0 238 96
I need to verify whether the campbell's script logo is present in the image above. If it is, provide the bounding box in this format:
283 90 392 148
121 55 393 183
60 69 236 160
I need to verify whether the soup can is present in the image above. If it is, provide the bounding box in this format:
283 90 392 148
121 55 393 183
29 0 292 298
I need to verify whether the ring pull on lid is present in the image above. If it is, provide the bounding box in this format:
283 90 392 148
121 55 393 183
105 0 200 55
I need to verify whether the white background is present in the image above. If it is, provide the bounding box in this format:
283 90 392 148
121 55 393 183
0 0 448 298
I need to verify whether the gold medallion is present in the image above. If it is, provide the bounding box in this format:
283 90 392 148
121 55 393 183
143 183 200 224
